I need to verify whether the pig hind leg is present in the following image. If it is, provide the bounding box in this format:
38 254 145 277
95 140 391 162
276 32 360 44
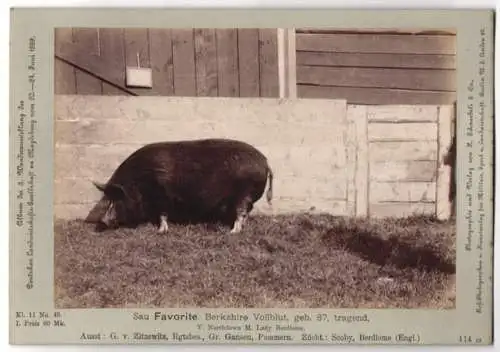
230 195 253 234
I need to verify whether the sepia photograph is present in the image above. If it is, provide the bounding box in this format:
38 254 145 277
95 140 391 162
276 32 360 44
53 27 457 310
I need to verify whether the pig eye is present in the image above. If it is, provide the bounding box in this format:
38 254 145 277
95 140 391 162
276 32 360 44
105 184 127 200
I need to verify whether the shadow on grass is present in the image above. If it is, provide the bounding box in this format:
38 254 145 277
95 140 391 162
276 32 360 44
318 217 455 275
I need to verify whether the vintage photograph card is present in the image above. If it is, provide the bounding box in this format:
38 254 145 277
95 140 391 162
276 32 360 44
9 8 494 345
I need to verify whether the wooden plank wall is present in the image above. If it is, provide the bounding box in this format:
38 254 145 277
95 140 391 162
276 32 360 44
347 105 454 219
54 96 348 220
54 28 279 98
295 29 457 105
53 95 454 220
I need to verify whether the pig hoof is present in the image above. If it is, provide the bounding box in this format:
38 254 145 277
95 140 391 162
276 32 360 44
230 226 241 234
230 221 244 234
157 226 168 234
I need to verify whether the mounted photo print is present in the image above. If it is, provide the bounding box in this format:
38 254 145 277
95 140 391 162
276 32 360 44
9 8 494 346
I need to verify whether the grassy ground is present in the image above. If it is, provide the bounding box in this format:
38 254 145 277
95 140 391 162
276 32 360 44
54 213 456 309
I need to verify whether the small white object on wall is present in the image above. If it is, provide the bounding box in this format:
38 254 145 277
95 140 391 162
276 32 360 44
125 52 153 88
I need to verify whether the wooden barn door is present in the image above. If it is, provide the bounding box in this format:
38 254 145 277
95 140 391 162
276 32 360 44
285 28 457 220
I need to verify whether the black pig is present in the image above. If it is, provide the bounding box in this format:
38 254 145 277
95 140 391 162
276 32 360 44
85 138 274 234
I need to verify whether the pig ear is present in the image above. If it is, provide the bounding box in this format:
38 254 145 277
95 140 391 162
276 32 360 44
92 181 107 193
103 183 126 200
